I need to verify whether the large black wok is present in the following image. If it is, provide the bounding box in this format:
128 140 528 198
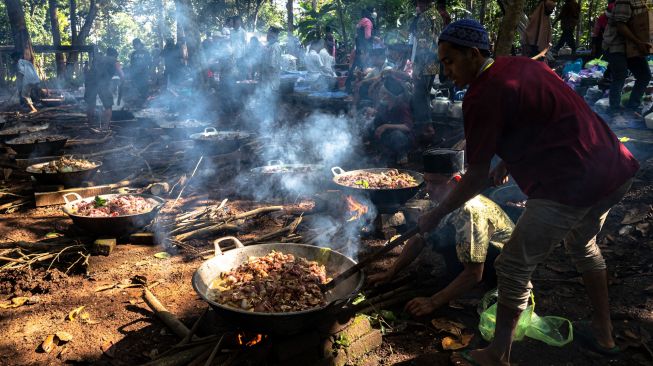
157 119 211 140
62 193 165 236
331 167 424 207
26 159 102 187
248 160 327 196
5 134 68 157
0 123 50 143
193 237 364 335
189 127 252 155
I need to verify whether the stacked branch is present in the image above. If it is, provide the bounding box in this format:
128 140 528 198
0 239 89 273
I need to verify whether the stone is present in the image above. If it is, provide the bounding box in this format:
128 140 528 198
92 238 116 256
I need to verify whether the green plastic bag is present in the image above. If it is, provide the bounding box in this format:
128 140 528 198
478 290 573 347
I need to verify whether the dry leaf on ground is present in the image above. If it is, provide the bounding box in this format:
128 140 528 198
442 333 474 350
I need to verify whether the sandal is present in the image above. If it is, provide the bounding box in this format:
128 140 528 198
450 350 481 366
573 320 620 356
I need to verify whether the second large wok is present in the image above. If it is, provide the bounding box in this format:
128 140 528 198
331 167 424 207
62 193 165 236
193 237 364 335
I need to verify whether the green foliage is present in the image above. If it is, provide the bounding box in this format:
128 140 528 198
296 1 338 44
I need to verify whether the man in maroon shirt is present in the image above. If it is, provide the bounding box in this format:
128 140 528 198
414 20 639 365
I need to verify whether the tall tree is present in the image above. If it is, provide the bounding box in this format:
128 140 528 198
49 0 66 77
495 0 525 55
479 0 488 25
68 0 99 77
286 0 293 33
4 0 34 62
174 0 201 67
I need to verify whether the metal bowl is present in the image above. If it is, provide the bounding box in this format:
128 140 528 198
26 160 102 187
62 193 165 236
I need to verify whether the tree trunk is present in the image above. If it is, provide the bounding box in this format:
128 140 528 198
49 0 66 77
336 0 347 48
479 0 488 25
4 0 34 62
174 0 201 68
252 0 264 30
68 0 98 78
156 0 166 47
70 0 77 44
311 0 317 10
286 0 293 33
495 0 525 56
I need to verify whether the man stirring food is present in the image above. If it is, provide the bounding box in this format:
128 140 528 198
418 20 638 365
369 149 514 315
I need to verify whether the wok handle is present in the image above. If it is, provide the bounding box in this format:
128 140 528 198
331 166 346 176
267 160 283 166
213 236 244 256
204 127 217 134
62 192 83 204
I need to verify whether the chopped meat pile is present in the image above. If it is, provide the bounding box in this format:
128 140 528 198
74 195 155 217
335 169 418 189
208 251 329 313
34 157 97 173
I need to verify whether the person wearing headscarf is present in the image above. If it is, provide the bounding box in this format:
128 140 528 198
417 19 638 365
369 149 514 316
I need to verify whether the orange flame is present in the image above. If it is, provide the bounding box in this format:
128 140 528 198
345 195 369 222
237 333 264 347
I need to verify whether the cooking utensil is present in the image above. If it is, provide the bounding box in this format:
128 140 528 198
189 127 252 155
192 236 364 335
5 134 67 157
331 167 424 207
432 96 451 115
321 226 419 292
449 100 463 119
26 160 102 187
62 193 165 236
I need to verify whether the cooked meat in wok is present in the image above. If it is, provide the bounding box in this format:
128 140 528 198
73 195 155 217
335 169 418 189
7 134 66 144
208 251 329 313
33 157 97 173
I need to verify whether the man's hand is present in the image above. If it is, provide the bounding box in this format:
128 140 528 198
405 297 439 317
489 160 509 186
367 270 393 286
374 124 390 140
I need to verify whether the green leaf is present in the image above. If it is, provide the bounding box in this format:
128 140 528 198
619 137 631 143
354 180 370 189
154 252 171 259
45 232 62 238
352 293 366 305
93 196 107 208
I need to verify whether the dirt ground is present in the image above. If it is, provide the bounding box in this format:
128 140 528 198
0 170 651 366
0 106 652 366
